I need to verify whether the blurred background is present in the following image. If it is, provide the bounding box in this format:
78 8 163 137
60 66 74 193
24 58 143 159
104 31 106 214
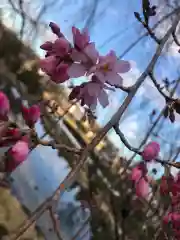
0 0 180 239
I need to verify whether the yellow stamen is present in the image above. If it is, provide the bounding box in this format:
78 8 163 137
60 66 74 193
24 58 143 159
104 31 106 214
101 63 109 72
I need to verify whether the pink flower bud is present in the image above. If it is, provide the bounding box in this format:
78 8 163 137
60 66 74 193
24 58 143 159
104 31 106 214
0 128 22 147
6 140 29 172
135 178 150 199
49 22 62 37
141 141 160 162
22 104 40 127
131 163 147 182
0 91 10 120
40 41 53 51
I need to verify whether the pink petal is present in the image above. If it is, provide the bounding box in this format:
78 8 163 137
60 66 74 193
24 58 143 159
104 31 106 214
67 63 86 78
107 50 117 63
131 166 142 181
105 72 123 86
98 89 109 108
87 83 100 97
39 56 57 74
53 38 70 57
95 71 106 83
71 49 88 63
114 60 131 73
135 178 150 199
84 43 98 64
52 63 69 83
40 41 53 51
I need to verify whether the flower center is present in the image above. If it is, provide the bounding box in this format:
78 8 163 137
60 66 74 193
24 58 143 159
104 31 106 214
101 63 110 72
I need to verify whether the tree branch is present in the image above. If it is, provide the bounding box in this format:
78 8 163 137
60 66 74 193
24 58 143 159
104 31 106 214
148 72 176 101
49 206 63 240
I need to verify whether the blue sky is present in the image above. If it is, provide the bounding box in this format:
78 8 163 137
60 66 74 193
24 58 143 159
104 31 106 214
1 0 180 173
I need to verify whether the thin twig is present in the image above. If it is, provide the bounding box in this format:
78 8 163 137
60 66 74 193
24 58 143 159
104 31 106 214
38 139 81 155
49 206 63 240
148 72 176 101
172 25 180 46
139 19 161 44
113 123 180 168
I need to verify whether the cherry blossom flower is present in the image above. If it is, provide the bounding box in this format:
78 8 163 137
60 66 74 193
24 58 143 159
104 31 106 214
89 50 131 86
6 140 29 172
68 43 99 78
0 91 10 121
69 78 109 109
72 26 90 50
141 141 160 162
22 104 41 127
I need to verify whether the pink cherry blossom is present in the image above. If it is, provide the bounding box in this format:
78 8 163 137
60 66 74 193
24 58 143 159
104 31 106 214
141 141 160 162
69 79 109 108
0 91 10 121
68 43 99 78
72 26 90 50
89 50 131 86
22 104 41 127
49 22 63 37
6 140 29 172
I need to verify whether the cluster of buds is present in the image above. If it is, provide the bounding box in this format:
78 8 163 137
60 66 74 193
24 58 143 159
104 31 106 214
40 22 131 110
0 91 41 173
131 142 160 199
161 174 180 239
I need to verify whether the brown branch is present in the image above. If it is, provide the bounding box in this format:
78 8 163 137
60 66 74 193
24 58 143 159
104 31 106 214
38 139 81 155
49 206 63 240
9 13 180 240
113 123 180 168
172 25 180 46
120 7 180 58
134 12 161 44
71 217 90 240
113 125 140 154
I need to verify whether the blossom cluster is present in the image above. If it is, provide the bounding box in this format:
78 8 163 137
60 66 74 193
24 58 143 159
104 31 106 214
161 174 180 239
40 22 131 109
0 91 40 173
131 142 160 199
